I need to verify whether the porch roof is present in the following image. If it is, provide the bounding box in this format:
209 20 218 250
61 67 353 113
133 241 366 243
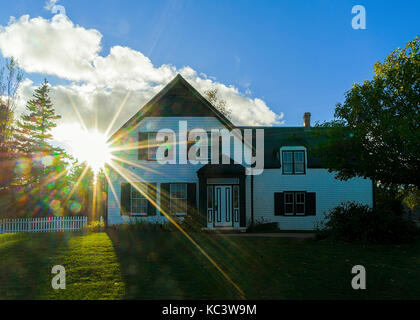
197 164 246 177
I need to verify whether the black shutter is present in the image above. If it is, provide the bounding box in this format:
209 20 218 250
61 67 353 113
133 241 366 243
187 183 197 215
306 192 316 216
147 183 157 216
160 183 171 216
121 183 131 215
274 192 284 216
138 132 148 160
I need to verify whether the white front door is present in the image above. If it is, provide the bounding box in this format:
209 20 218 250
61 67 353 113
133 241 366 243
214 185 233 227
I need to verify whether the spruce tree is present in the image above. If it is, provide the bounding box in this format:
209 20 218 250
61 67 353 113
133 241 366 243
14 80 67 185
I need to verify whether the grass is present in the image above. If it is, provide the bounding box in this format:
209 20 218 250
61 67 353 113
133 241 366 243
0 228 419 299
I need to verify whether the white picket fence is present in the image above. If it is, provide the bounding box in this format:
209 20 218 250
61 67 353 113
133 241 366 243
0 216 88 234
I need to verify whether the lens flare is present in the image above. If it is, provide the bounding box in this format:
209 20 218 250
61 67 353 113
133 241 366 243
57 126 112 178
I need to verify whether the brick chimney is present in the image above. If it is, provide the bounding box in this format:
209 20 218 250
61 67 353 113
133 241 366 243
303 112 311 128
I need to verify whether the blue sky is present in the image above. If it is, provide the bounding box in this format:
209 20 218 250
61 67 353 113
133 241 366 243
0 0 418 127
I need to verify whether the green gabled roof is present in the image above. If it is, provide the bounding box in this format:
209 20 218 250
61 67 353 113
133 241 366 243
110 74 332 169
110 74 234 142
238 126 328 168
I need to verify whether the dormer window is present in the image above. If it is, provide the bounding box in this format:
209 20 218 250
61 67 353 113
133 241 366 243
138 132 159 161
147 132 158 161
282 150 305 174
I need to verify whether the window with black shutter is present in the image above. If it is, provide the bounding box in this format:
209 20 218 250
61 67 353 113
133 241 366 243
138 132 159 161
274 191 316 216
121 183 157 216
170 184 187 216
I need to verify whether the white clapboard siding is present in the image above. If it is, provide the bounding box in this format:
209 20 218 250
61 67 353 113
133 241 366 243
0 216 88 234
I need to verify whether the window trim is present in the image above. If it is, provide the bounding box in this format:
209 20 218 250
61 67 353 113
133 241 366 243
282 150 306 175
295 192 305 216
284 192 295 216
283 191 307 216
170 183 188 216
131 185 148 216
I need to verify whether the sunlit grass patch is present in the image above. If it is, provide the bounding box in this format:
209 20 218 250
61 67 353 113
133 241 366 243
0 230 419 299
42 233 125 300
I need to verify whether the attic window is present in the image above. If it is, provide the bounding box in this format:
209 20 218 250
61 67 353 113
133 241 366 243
282 150 305 174
147 133 158 161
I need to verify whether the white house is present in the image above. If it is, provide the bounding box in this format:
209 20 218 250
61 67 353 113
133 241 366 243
105 74 373 230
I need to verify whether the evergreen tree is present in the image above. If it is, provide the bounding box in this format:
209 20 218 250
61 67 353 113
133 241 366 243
14 80 67 186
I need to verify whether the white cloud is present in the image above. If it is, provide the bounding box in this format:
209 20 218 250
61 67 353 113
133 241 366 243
0 14 284 142
44 0 58 11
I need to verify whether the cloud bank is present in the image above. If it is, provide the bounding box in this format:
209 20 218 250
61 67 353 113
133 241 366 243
0 14 283 137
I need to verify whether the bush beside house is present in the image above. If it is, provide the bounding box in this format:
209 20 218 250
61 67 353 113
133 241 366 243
317 201 420 244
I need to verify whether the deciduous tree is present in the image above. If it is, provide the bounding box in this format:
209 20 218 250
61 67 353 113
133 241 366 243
204 88 232 119
315 37 420 208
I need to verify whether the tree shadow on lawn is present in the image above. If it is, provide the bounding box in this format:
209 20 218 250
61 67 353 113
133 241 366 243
242 238 420 300
105 228 313 300
107 228 250 300
286 240 420 300
107 228 420 300
0 232 74 299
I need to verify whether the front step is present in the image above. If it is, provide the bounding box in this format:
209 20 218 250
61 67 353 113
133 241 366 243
202 227 247 234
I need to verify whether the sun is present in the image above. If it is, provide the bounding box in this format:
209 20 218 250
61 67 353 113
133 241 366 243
80 131 111 172
59 127 112 175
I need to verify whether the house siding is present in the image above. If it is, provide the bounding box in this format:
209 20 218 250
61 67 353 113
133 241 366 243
253 168 373 230
107 116 246 225
107 116 373 230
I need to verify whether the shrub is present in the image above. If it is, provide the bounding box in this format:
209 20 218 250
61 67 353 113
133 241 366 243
318 202 419 244
107 219 174 233
375 185 405 216
179 212 205 233
84 219 105 233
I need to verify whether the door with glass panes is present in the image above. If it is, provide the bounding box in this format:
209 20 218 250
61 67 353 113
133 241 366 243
207 184 240 228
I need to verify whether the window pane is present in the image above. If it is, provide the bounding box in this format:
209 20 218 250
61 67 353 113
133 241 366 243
296 204 305 214
132 199 147 214
283 163 293 174
132 188 138 198
284 192 294 214
296 192 305 203
207 187 213 208
295 163 304 174
170 184 187 215
132 186 146 200
179 184 187 198
233 186 239 208
171 199 187 215
285 193 294 203
295 192 305 215
148 133 157 160
294 151 304 163
285 204 294 214
283 152 293 162
140 199 147 213
171 184 186 199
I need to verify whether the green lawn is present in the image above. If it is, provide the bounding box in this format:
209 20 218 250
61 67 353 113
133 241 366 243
0 229 419 299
